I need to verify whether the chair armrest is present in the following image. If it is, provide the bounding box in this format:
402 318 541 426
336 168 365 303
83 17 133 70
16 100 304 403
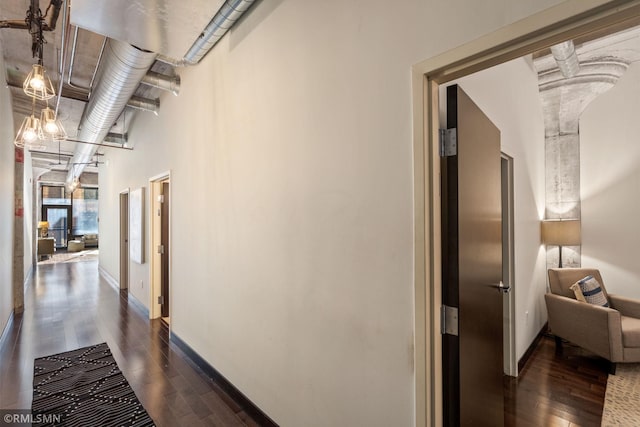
609 294 640 318
545 293 624 361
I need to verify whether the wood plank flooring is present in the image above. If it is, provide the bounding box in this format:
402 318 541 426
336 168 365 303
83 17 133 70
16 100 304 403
0 259 611 426
0 260 259 427
505 335 609 427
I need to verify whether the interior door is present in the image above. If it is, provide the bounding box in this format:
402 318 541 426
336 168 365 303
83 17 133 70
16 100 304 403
441 84 504 426
160 182 170 318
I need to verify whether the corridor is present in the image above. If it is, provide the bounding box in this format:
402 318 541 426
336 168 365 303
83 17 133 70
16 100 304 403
0 260 258 427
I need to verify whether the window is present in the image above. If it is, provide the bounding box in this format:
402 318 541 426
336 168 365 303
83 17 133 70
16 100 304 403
72 188 99 235
42 186 71 205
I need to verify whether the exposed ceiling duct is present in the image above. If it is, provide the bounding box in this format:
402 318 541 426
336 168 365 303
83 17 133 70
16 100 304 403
551 41 581 78
64 0 258 186
65 39 156 186
183 0 256 64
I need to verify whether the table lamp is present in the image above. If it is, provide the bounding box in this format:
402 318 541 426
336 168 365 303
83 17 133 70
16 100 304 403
541 219 581 268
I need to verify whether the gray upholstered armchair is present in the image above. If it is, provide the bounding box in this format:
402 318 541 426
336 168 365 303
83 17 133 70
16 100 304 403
545 268 640 370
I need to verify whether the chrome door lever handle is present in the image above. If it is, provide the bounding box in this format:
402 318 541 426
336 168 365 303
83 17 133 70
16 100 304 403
497 281 511 293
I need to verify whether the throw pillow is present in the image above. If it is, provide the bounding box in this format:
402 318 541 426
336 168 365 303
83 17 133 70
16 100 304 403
569 282 586 302
575 275 609 307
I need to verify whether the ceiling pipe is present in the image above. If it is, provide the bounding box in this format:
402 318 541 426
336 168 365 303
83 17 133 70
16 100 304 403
65 39 156 186
141 71 180 95
183 0 257 64
550 41 580 78
127 96 160 115
64 0 257 187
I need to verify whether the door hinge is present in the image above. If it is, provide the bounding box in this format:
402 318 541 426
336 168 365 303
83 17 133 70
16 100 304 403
439 128 457 157
157 244 164 254
441 304 459 336
158 295 164 305
157 195 164 203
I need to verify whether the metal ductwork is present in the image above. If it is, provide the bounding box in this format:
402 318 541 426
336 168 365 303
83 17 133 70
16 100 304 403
127 96 160 115
551 41 580 78
183 0 257 64
141 71 181 95
65 39 156 186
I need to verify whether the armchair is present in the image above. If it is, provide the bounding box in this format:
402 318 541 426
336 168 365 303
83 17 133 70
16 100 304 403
545 268 640 370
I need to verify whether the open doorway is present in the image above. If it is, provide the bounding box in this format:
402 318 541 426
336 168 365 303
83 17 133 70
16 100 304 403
413 2 640 425
119 190 129 291
150 173 171 324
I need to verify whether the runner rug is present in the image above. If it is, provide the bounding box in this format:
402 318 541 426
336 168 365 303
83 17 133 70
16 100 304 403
32 342 154 427
601 363 640 426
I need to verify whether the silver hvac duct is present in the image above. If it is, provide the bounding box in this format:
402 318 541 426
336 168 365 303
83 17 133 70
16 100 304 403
141 71 181 95
65 39 157 186
184 0 257 64
551 41 580 78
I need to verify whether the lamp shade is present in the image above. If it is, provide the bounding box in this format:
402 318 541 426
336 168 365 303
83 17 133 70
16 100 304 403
541 219 581 246
38 221 49 229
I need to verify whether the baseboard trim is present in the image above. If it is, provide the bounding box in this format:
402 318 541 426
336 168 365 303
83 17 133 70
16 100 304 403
0 311 15 350
518 322 548 373
126 293 149 318
170 332 278 427
98 266 119 291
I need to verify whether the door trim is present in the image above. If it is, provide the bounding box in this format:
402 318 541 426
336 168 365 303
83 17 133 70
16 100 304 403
149 171 171 321
119 189 130 291
501 153 517 377
411 1 640 425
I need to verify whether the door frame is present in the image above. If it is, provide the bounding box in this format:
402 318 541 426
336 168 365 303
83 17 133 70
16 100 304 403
501 153 517 377
119 189 130 291
149 171 171 321
411 1 640 425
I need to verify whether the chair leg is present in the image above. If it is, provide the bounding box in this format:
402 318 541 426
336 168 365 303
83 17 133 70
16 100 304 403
554 335 563 355
609 362 617 375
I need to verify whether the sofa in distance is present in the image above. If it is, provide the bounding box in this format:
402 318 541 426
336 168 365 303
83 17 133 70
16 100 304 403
545 268 640 371
82 233 98 248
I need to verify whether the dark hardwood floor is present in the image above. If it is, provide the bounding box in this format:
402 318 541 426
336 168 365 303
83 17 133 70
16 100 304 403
0 258 612 426
505 335 609 427
0 260 259 427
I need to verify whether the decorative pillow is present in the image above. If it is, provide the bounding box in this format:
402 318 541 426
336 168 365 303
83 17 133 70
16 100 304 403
574 275 609 307
569 282 586 302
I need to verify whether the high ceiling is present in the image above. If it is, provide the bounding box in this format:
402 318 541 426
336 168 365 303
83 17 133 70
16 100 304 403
0 0 229 183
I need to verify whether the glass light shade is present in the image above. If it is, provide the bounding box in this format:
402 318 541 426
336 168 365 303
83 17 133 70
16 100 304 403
23 64 56 100
40 107 67 140
14 115 43 148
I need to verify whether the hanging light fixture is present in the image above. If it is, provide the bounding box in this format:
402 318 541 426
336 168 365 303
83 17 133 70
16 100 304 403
14 2 61 150
14 114 46 150
23 63 55 100
40 106 67 140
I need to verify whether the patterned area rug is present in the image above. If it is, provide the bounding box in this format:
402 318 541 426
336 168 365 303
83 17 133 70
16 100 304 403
601 363 640 426
32 342 154 427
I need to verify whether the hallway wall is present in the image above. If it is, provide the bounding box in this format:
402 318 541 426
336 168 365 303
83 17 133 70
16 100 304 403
99 0 578 425
581 62 640 299
0 45 15 338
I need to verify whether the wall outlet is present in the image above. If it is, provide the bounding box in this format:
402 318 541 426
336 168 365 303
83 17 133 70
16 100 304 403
140 280 144 289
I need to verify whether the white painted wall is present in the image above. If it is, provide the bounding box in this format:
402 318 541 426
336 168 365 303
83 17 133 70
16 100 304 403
439 57 547 362
98 0 572 425
0 46 15 338
581 62 640 299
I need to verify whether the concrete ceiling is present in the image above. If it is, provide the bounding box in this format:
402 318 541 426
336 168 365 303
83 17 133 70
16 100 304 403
0 0 226 183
